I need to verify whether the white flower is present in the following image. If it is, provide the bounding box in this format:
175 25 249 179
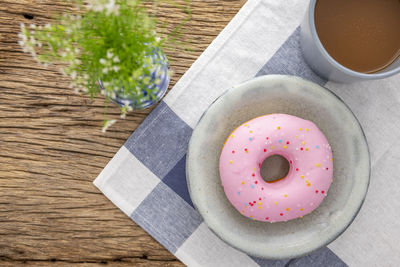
113 56 120 63
102 67 108 74
87 0 105 12
60 52 67 57
18 40 25 47
99 58 107 65
37 42 42 47
102 119 117 133
44 23 51 29
29 24 36 29
30 50 37 59
105 0 119 16
74 47 80 54
70 71 77 80
29 36 36 45
106 51 113 59
113 66 120 72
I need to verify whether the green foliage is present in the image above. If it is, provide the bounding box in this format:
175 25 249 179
19 0 190 131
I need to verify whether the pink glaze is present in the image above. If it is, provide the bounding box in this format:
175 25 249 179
219 114 333 223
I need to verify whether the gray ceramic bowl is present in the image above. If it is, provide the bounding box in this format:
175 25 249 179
186 75 370 259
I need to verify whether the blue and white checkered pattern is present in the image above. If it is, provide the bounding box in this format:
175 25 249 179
94 1 400 266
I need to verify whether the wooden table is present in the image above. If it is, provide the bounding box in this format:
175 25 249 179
0 1 245 266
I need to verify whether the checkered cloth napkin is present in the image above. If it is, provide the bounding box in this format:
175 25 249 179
94 0 400 265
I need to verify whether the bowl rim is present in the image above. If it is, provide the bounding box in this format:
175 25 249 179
186 74 370 259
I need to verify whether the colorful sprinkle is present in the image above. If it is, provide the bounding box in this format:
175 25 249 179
244 148 248 153
316 145 319 149
305 148 309 151
286 208 290 211
295 168 299 171
284 194 288 197
321 190 325 194
241 181 245 184
258 206 262 209
265 217 269 220
249 137 253 141
277 126 281 130
280 213 284 216
255 181 258 184
249 130 253 133
300 175 305 179
302 141 306 145
250 184 255 189
330 158 334 161
252 173 255 177
232 150 235 153
326 167 329 170
264 149 267 152
315 190 319 193
300 147 304 151
286 141 290 144
283 145 287 149
229 160 233 164
300 208 304 211
274 201 278 205
270 146 274 150
231 134 234 138
279 139 283 143
299 128 302 131
315 163 321 167
306 128 309 132
237 191 241 195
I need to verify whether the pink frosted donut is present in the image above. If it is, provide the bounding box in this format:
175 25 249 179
219 114 333 223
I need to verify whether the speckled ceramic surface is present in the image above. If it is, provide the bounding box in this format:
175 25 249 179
186 75 370 259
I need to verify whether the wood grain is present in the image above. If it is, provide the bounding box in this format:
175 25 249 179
0 0 245 266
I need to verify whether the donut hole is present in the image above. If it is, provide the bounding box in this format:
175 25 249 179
260 155 290 183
